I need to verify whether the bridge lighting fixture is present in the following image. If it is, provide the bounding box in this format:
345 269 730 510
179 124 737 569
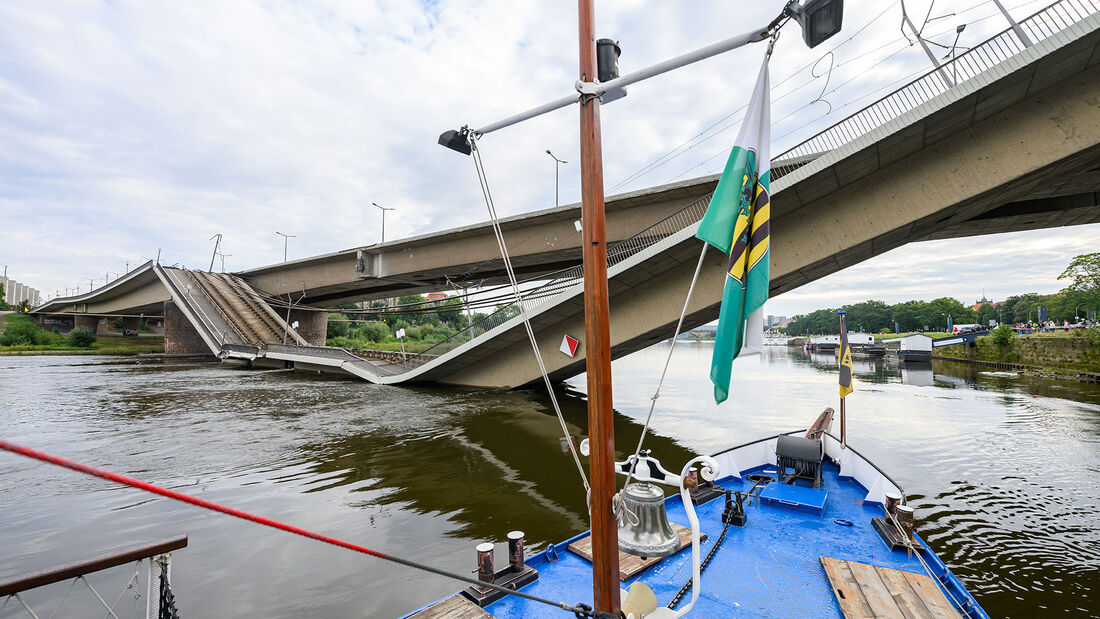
275 231 295 262
372 202 396 243
785 0 844 49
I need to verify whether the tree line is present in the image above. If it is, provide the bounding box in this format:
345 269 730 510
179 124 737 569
783 252 1099 335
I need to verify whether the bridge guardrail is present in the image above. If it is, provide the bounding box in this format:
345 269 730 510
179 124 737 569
771 0 1100 179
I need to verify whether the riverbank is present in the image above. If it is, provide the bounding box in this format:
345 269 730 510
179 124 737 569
0 338 165 355
935 331 1100 382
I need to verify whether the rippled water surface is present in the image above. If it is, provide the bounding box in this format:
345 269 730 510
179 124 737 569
1 347 1098 617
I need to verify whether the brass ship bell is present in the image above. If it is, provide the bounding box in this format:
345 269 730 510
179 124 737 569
617 482 679 559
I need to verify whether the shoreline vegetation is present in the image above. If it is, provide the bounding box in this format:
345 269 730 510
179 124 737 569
0 313 164 356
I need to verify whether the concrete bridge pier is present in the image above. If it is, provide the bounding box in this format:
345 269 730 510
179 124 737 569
287 309 327 346
73 315 98 333
163 301 213 356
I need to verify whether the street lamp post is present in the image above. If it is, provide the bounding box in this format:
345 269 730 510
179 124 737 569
275 232 295 262
1075 304 1082 321
545 150 568 207
371 203 395 243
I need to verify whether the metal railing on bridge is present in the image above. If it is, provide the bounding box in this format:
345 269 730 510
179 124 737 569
771 0 1099 179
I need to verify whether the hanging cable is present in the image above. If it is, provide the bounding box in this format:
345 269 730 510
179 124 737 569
615 242 708 522
469 139 590 494
0 440 609 618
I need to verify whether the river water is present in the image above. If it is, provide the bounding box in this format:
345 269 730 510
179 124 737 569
1 346 1098 617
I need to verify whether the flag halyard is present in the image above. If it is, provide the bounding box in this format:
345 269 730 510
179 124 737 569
695 55 772 404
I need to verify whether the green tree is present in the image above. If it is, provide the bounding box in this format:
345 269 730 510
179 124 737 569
991 324 1015 347
0 282 8 311
327 313 350 338
66 327 97 347
1058 252 1100 321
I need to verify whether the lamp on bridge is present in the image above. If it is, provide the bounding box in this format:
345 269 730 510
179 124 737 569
372 202 396 244
275 231 295 262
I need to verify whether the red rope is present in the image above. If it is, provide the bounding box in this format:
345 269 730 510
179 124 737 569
0 439 390 560
0 439 587 614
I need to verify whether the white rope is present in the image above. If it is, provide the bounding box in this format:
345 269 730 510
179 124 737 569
614 243 709 524
100 561 142 619
470 139 590 493
46 577 78 619
14 593 41 619
80 576 120 619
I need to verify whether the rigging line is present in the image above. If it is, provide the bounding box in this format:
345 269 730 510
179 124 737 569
470 139 590 494
619 243 709 497
0 440 597 618
607 0 900 193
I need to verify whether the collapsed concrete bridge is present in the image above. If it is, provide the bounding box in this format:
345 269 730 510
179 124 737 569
32 1 1100 387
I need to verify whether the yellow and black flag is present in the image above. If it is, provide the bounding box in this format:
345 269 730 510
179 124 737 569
837 311 854 399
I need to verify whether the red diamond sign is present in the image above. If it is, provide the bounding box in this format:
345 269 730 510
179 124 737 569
560 334 580 358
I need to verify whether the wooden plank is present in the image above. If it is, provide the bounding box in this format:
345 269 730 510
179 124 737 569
875 566 937 619
902 571 963 619
820 557 962 619
568 523 707 581
820 556 874 619
407 595 494 619
846 559 909 618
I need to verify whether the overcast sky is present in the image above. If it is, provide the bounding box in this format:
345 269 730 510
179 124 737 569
1 0 1095 316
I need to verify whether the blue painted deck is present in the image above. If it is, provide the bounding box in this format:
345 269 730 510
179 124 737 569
477 461 986 618
757 481 828 516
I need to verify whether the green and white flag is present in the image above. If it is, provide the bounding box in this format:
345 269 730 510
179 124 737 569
695 55 771 404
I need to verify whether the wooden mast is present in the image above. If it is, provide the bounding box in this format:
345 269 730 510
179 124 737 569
577 0 620 614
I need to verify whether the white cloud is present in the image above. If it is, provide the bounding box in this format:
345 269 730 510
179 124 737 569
0 0 1093 305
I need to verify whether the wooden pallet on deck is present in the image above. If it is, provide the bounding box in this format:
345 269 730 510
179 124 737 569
407 595 494 618
820 556 962 618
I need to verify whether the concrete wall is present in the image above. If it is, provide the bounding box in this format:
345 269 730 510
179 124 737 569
937 334 1100 373
288 309 328 346
164 301 213 356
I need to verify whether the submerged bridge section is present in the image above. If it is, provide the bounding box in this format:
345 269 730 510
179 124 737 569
30 0 1100 387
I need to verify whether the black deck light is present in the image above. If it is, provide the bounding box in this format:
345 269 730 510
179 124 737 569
787 0 844 48
438 127 472 155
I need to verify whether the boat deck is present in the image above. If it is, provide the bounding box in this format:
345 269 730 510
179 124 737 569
468 461 982 618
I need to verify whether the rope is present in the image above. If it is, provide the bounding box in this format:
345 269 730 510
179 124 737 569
0 439 597 617
469 139 590 494
887 511 968 611
615 242 708 524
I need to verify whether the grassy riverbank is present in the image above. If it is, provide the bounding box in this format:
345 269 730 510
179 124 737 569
0 314 164 355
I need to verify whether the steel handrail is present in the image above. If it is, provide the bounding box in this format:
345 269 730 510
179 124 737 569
771 0 1099 177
